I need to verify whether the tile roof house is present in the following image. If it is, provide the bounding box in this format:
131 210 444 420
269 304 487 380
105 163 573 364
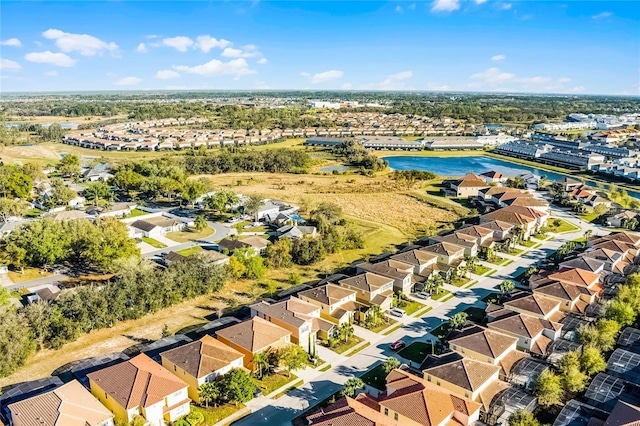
250 297 335 348
487 310 562 356
215 316 292 370
87 353 190 426
7 380 114 426
502 293 564 322
430 233 479 257
356 260 415 293
238 236 269 255
420 242 466 266
476 220 515 241
160 335 244 404
448 325 519 367
298 284 367 325
479 209 537 238
580 248 626 273
456 225 495 248
601 231 640 248
276 225 317 240
446 173 490 198
605 211 639 228
423 353 502 402
307 394 402 426
338 272 395 311
548 268 600 289
390 249 439 275
604 400 640 426
559 257 606 274
533 281 598 313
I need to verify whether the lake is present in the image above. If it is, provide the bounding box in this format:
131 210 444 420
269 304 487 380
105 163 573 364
383 155 640 199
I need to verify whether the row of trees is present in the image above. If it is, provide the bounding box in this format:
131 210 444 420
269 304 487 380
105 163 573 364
181 148 312 175
0 254 229 377
1 217 139 271
332 141 387 172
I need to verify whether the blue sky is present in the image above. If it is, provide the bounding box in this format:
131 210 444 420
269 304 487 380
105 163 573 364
1 1 638 94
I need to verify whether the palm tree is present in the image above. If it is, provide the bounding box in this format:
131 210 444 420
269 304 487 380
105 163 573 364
499 279 515 300
465 255 479 276
584 229 593 241
198 382 221 408
428 274 444 296
252 351 270 379
338 322 354 344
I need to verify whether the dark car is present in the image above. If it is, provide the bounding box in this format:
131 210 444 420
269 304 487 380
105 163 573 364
390 340 406 351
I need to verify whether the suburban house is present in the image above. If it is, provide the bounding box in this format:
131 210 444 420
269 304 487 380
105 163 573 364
215 316 292 370
250 297 335 349
456 225 496 247
548 268 601 291
487 309 562 356
276 225 317 240
390 249 439 275
445 173 490 198
580 248 626 274
338 272 394 311
448 325 519 367
160 335 244 404
217 238 259 255
476 220 515 241
481 171 508 184
251 200 281 221
85 202 136 218
298 284 366 325
421 242 466 266
533 280 599 313
480 209 537 238
356 260 414 293
501 293 565 323
308 368 481 426
423 353 502 402
559 257 606 274
129 217 185 240
430 233 479 257
87 353 191 426
238 236 269 255
7 380 114 426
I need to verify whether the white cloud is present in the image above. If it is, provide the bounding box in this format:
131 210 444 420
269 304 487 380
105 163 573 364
301 70 344 84
569 86 586 93
114 76 142 86
558 77 571 84
1 38 22 47
162 36 194 52
395 5 403 12
25 51 76 67
221 47 261 58
146 34 159 39
341 83 353 90
501 3 512 10
379 71 413 89
427 83 451 91
469 67 581 93
431 0 460 12
136 43 147 53
257 58 268 65
195 35 232 52
491 54 506 61
154 70 181 80
471 67 515 83
174 58 256 78
42 28 118 56
592 11 612 19
0 58 21 71
474 0 487 3
44 70 58 76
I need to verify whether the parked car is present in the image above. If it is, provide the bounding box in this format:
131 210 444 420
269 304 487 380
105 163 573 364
390 308 406 318
390 340 406 351
415 292 430 300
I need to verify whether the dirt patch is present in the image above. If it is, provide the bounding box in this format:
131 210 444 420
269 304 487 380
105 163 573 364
0 145 61 162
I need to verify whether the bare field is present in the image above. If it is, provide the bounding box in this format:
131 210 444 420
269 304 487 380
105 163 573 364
199 172 462 235
0 144 62 165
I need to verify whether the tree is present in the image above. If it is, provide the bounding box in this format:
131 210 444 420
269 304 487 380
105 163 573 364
221 368 255 405
194 215 207 231
198 382 222 408
252 351 270 379
557 351 588 393
49 178 77 207
0 308 36 377
580 346 607 376
266 238 292 268
578 319 620 352
337 322 354 343
0 166 33 199
0 197 29 221
292 236 325 265
499 280 515 298
279 344 308 377
382 357 401 374
534 369 564 408
84 181 112 206
243 194 264 221
605 300 636 326
161 324 171 338
464 255 478 275
231 248 266 279
450 312 468 330
109 168 145 195
228 256 246 279
340 377 364 398
505 176 525 189
593 203 609 217
5 218 69 266
81 217 140 271
508 410 540 426
426 274 444 296
181 178 210 207
57 154 81 178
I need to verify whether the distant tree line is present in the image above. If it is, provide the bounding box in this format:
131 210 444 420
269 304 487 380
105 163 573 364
181 147 311 175
0 255 229 377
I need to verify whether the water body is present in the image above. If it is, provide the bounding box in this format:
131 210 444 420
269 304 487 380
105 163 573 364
384 155 640 199
320 165 348 172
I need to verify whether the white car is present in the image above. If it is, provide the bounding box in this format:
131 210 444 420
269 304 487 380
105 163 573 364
390 308 406 318
415 292 430 300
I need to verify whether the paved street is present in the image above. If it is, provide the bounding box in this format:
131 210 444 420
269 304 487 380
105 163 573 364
231 210 601 426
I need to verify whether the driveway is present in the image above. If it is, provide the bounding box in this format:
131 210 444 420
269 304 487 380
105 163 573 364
231 212 590 426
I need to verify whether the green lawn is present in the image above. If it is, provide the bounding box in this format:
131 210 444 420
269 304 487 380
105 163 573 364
580 212 601 223
397 341 434 364
365 318 397 333
502 260 515 267
520 240 537 248
498 247 523 256
177 246 204 256
440 294 455 302
252 372 298 396
462 307 486 323
319 364 332 372
383 324 403 336
346 342 370 356
431 289 451 301
546 218 580 234
128 208 148 217
450 277 471 287
141 236 167 248
166 226 215 243
473 265 491 275
360 364 388 390
399 299 426 315
484 256 506 266
431 322 451 338
329 336 365 354
413 306 433 317
24 208 44 218
190 404 246 425
273 380 304 399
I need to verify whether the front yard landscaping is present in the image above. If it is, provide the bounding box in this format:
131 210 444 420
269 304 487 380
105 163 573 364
472 264 491 275
431 289 451 301
397 341 434 364
545 218 580 234
7 267 53 284
166 226 215 243
141 236 167 248
431 322 451 339
450 277 471 287
328 336 365 354
252 371 299 396
366 318 397 333
190 403 246 425
360 363 388 390
520 240 537 248
399 299 425 315
128 208 148 218
484 255 506 266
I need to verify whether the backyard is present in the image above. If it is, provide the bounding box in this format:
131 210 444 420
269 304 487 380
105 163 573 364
397 341 435 364
166 226 215 243
190 404 246 425
252 371 299 396
360 363 388 390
